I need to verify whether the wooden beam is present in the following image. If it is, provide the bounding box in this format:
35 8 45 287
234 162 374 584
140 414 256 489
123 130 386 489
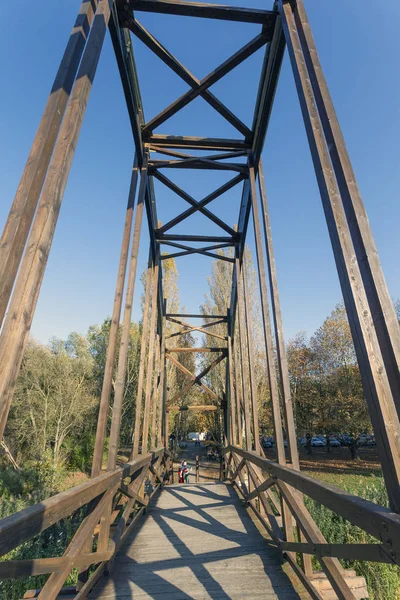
294 0 400 419
228 445 400 565
92 155 139 477
278 481 357 600
143 134 250 151
158 234 236 243
166 347 224 353
166 353 218 399
108 7 143 163
125 17 251 137
279 0 400 512
257 159 300 470
246 477 276 502
107 154 150 470
167 405 217 412
0 0 99 328
280 541 395 565
252 15 285 167
235 247 252 452
154 171 238 236
169 352 227 404
143 33 267 134
166 313 227 320
0 0 114 443
142 249 160 453
242 259 260 452
132 252 153 458
127 0 277 26
166 316 227 341
149 159 246 172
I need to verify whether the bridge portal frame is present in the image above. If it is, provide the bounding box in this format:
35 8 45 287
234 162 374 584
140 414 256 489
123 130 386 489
0 1 400 598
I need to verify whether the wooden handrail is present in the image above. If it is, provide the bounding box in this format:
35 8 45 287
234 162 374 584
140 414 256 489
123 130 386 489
227 445 400 566
0 448 164 558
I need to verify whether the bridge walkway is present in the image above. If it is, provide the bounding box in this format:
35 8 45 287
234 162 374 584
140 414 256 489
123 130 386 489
89 482 301 600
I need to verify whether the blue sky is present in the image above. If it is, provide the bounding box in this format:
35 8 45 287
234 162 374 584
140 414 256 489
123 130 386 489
0 0 399 344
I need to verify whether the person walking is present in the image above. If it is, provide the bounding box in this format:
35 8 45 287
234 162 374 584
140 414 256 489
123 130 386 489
183 461 190 483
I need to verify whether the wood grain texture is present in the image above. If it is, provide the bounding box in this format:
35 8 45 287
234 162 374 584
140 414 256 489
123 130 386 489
89 483 300 599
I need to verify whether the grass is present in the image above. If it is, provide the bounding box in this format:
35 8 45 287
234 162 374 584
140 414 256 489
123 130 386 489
303 468 400 600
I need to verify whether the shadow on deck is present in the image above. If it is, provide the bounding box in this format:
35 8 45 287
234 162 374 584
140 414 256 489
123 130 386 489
89 482 301 599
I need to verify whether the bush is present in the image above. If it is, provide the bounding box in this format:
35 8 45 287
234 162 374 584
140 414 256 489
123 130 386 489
304 472 400 600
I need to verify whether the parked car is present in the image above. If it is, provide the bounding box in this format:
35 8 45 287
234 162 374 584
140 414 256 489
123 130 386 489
262 438 273 449
339 434 352 446
316 435 327 446
328 437 341 447
178 441 187 449
311 437 325 447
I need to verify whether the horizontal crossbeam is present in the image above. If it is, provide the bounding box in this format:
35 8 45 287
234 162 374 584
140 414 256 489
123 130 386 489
165 314 227 320
167 405 217 412
166 347 224 353
127 0 277 27
144 134 251 151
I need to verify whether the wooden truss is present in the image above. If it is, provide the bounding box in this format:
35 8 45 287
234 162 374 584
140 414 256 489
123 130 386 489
0 0 400 598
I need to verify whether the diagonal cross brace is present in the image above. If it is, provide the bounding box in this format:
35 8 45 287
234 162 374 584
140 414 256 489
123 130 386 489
124 16 252 138
166 353 218 400
155 171 244 235
170 351 227 404
143 32 267 133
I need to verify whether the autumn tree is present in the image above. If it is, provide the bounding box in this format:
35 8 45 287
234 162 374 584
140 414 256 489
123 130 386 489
6 334 97 470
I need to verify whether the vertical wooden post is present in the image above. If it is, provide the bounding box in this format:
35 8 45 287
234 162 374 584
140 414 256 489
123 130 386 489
232 330 243 446
131 252 152 458
248 163 285 465
258 162 312 575
235 248 252 452
150 334 161 449
107 153 149 470
279 0 400 512
258 161 299 469
294 0 400 418
157 299 167 448
92 155 138 477
142 248 160 453
0 0 99 327
0 0 114 443
227 311 237 445
241 259 260 453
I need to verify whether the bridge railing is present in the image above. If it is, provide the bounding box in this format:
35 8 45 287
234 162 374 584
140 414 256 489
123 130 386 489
225 445 399 600
0 447 170 599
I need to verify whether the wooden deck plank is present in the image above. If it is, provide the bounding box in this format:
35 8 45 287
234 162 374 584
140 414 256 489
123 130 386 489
89 483 300 599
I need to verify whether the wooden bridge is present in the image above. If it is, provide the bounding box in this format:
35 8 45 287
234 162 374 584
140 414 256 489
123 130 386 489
1 1 400 599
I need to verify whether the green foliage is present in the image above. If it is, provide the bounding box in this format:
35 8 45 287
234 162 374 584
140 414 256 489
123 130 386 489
287 303 371 439
0 495 86 600
304 471 400 600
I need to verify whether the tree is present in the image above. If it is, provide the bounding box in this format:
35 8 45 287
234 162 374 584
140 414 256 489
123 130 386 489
7 335 97 470
201 247 271 442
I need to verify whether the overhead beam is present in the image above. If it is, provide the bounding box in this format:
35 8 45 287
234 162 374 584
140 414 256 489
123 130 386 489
143 33 267 134
127 0 277 27
167 405 217 412
166 347 224 353
166 314 227 320
166 353 218 399
125 17 251 137
143 134 251 151
156 172 243 235
158 234 237 243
